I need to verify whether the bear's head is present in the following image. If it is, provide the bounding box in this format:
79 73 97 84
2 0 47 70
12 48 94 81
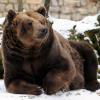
4 7 52 48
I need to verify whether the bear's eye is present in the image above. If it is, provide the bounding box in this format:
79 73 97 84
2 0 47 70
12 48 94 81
39 20 45 25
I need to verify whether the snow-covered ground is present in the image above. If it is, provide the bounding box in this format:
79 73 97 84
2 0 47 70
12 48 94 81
0 80 100 100
0 14 100 99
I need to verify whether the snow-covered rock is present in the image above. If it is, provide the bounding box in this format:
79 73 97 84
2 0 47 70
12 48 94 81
49 14 100 38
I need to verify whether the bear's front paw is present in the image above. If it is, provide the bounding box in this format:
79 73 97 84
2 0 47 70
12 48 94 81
7 83 42 95
28 85 42 95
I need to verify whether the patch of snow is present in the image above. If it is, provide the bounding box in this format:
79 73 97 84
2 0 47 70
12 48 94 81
98 65 100 69
0 80 6 93
0 80 100 100
80 14 99 25
97 73 100 77
0 17 5 25
49 16 76 38
49 17 76 31
75 22 100 33
49 14 100 37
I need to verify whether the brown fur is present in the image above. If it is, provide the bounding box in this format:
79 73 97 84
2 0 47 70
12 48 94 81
2 7 100 95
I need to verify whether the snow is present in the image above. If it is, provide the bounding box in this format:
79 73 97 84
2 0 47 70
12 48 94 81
0 17 5 25
0 80 6 93
0 14 100 99
0 91 100 100
98 65 100 69
49 14 100 38
0 80 100 100
48 17 75 38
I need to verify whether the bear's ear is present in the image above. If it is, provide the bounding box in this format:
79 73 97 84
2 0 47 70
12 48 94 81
6 10 16 23
36 7 47 17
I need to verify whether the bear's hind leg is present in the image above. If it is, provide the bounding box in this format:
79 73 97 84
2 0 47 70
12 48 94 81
70 41 100 91
83 50 100 91
81 43 100 91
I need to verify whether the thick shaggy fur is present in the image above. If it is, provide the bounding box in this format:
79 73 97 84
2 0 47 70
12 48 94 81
2 7 100 95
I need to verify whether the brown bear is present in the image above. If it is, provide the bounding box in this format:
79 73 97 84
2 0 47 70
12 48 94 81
2 7 100 95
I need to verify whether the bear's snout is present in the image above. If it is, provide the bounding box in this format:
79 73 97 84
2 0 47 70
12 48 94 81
38 28 48 38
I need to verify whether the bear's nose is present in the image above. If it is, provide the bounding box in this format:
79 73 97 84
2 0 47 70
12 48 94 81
40 28 48 34
39 28 48 37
